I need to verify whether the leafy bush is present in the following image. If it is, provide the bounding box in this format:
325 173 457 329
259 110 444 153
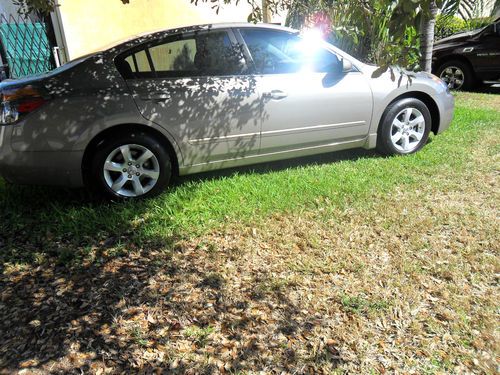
435 15 493 41
466 16 494 30
435 15 467 40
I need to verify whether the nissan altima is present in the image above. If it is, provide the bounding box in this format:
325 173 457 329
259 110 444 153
0 23 454 199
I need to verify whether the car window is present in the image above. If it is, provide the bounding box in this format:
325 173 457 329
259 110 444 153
149 39 197 72
124 50 151 74
116 31 245 79
240 29 341 75
481 23 500 38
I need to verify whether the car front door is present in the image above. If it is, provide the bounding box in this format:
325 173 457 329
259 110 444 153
236 28 373 154
118 29 261 166
472 23 500 79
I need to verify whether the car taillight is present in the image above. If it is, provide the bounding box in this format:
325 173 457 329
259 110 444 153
0 85 48 125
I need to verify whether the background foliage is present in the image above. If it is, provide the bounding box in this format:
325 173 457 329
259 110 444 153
435 15 494 39
286 0 421 69
285 0 497 71
12 0 500 73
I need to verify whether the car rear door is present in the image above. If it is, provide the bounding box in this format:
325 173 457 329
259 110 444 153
118 29 261 166
236 28 373 154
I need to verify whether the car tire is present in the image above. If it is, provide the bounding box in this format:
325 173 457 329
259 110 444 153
88 131 172 200
436 60 477 91
376 98 432 156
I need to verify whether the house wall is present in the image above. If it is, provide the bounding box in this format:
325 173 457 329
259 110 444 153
56 0 285 60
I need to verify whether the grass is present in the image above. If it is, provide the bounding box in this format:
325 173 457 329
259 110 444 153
183 325 215 347
0 91 498 373
340 294 390 315
1 92 498 266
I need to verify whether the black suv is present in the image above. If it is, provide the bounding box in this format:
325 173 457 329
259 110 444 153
433 19 500 90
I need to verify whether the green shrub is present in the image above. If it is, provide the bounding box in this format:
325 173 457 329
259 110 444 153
435 15 467 40
466 17 494 30
435 15 493 41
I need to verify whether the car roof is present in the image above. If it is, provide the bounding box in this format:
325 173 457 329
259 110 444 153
103 23 297 54
136 22 297 38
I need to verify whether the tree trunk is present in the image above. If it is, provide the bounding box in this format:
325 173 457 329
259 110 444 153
419 1 439 72
262 0 271 23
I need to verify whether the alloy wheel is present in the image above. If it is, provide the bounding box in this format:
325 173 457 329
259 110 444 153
103 144 160 197
390 107 426 153
439 66 465 90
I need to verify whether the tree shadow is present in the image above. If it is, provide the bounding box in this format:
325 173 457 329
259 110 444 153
0 241 346 373
175 146 379 185
0 147 375 372
0 144 381 263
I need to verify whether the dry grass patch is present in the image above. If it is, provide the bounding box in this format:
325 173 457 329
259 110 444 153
454 91 500 111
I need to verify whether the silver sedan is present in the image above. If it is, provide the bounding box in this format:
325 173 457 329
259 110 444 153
0 23 454 199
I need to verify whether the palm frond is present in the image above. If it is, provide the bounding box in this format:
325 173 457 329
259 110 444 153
440 0 493 19
493 0 500 16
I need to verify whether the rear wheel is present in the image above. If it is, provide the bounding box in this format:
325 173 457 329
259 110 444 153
377 98 431 156
436 60 477 90
89 132 172 199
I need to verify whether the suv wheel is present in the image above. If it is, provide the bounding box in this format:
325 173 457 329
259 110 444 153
436 60 477 90
377 98 431 156
89 132 172 199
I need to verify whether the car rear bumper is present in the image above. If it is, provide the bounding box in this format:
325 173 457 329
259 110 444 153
0 126 84 187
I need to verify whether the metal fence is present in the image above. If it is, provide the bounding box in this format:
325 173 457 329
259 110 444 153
0 13 55 79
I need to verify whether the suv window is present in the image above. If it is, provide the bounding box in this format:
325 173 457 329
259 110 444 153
481 22 500 38
240 29 341 75
117 31 245 79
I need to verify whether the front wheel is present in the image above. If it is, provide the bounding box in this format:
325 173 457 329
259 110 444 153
89 132 172 200
376 98 431 156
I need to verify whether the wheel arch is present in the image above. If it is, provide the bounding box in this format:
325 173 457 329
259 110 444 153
385 92 441 135
81 124 180 180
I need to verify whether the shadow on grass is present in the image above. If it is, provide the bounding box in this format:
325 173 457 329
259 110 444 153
468 83 500 95
5 140 458 371
175 147 379 185
0 238 344 373
0 147 380 266
0 148 380 372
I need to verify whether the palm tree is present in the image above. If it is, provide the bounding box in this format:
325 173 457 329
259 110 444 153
420 1 440 72
262 0 271 22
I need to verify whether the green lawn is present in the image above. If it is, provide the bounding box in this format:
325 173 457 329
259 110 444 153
0 92 498 373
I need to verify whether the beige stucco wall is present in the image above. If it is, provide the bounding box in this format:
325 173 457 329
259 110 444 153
56 0 285 60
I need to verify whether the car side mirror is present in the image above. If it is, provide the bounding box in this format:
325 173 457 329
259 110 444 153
342 59 353 73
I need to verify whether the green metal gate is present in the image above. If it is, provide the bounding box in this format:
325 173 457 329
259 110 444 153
0 14 55 79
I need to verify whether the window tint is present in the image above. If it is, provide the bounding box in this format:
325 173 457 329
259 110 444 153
240 29 341 74
124 55 136 73
135 50 152 72
482 23 500 37
117 31 245 79
149 39 197 72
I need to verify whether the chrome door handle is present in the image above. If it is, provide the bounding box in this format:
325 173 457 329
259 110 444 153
141 92 171 102
263 90 288 100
